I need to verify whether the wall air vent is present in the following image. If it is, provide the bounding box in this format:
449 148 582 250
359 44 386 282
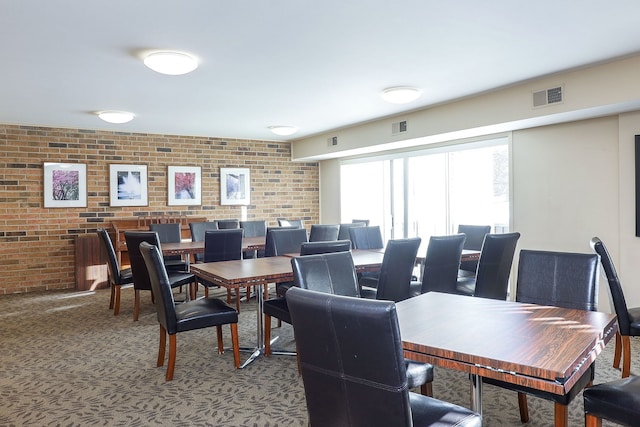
533 85 563 108
327 136 338 147
391 120 407 135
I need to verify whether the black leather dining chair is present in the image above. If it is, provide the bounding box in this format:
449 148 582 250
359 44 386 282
139 241 240 381
308 224 340 242
239 220 267 258
583 375 640 426
457 224 491 276
361 237 421 302
215 219 240 229
201 229 244 309
277 218 304 229
300 240 351 255
286 287 482 427
124 231 195 321
149 223 188 272
484 249 599 426
456 232 521 300
189 221 219 262
264 227 308 298
349 225 384 250
591 236 640 378
337 222 367 247
411 233 466 296
97 228 133 315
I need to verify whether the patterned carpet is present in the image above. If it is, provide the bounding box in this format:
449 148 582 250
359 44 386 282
0 286 636 426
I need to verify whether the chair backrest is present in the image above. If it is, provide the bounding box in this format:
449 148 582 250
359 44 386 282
352 219 370 226
591 237 631 334
124 231 161 291
376 237 422 302
239 220 267 237
277 218 304 229
515 249 599 311
292 252 360 297
149 223 182 262
139 241 177 334
473 232 521 300
264 228 308 257
189 221 219 262
286 287 413 426
309 224 340 242
204 229 243 262
349 225 384 250
97 228 123 285
420 234 466 294
337 222 367 247
300 240 352 255
216 219 240 229
457 224 491 251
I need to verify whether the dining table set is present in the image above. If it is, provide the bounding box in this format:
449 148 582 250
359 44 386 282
159 237 617 420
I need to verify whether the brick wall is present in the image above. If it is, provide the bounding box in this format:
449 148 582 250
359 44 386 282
0 124 319 294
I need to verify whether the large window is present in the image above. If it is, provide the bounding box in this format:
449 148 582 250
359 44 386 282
340 138 509 241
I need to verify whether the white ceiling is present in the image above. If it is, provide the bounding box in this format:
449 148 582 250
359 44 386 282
2 0 640 142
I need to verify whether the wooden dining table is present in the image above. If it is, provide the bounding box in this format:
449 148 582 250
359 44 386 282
190 250 386 368
395 292 618 422
161 236 266 268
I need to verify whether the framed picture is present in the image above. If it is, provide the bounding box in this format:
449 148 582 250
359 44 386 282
220 167 250 205
43 162 87 208
109 164 148 207
168 166 201 206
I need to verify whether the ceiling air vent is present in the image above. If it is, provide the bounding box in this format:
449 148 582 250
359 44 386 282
392 120 407 135
533 85 563 108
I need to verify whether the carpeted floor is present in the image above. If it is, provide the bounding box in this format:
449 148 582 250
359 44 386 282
1 286 636 426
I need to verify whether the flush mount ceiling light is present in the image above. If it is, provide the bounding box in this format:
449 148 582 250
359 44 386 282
381 87 422 104
268 125 298 136
143 51 198 75
97 111 134 124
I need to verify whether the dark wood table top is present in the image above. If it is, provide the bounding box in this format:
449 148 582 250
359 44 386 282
396 292 618 395
190 256 294 289
160 236 266 256
368 246 480 262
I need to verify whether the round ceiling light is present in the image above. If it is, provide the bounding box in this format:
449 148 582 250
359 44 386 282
381 87 422 104
143 51 198 75
269 126 298 136
97 111 135 124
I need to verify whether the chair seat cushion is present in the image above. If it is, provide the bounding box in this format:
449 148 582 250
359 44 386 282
584 376 640 425
455 276 476 296
175 298 238 333
168 272 195 289
263 297 292 324
409 392 481 426
119 267 133 284
359 286 377 299
275 281 295 297
628 306 640 334
405 360 434 389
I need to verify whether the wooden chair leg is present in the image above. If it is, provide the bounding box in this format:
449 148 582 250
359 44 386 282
517 392 529 423
585 413 603 427
133 289 140 321
421 382 433 397
622 335 631 378
554 402 568 427
613 331 622 369
230 323 240 368
264 314 272 356
216 325 224 354
109 284 115 309
166 334 177 381
113 285 121 316
157 325 167 366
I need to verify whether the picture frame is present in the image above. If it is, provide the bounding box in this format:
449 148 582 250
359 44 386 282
43 162 87 208
220 167 250 205
109 164 148 207
168 166 201 206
